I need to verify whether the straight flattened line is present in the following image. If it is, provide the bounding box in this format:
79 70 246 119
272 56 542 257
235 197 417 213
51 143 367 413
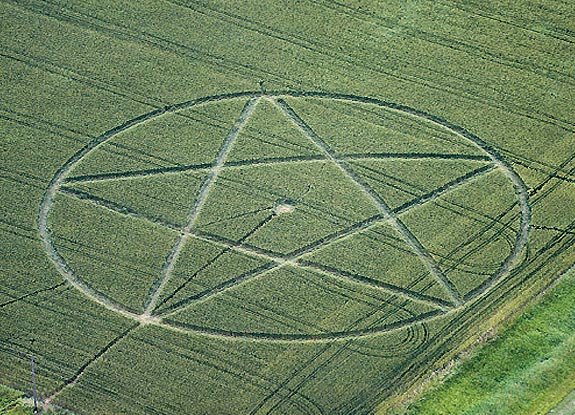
157 263 281 317
351 162 516 242
142 233 189 313
144 98 259 315
274 99 340 160
64 153 325 185
286 266 411 310
15 0 574 131
351 162 426 195
143 309 326 415
240 123 318 153
6 0 279 93
225 154 327 168
45 323 140 403
105 138 184 168
289 213 388 257
61 154 489 185
346 156 493 200
393 164 497 215
184 97 260 232
65 156 327 184
298 262 452 311
59 187 181 231
274 98 395 220
284 164 496 260
340 152 491 162
64 163 212 184
274 98 395 215
155 213 276 314
438 0 575 46
506 150 575 180
155 242 233 311
274 98 462 306
190 230 287 264
36 230 152 320
441 217 518 278
393 217 462 305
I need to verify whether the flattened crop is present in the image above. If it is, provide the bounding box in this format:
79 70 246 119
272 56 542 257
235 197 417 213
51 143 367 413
39 93 530 342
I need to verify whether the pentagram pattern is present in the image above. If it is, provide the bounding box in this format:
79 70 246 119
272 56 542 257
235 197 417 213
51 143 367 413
38 92 530 341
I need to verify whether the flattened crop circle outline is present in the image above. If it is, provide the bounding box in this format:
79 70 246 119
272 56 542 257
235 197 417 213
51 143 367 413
38 91 531 342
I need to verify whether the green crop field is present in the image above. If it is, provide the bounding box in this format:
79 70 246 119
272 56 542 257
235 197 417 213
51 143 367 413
1 1 574 414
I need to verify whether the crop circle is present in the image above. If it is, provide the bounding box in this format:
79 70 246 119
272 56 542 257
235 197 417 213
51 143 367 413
39 91 530 342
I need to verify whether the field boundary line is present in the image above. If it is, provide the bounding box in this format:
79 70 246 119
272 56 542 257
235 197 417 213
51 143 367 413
274 98 463 306
143 97 259 315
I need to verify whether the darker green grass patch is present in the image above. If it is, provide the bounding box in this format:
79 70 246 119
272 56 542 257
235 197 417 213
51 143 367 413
393 267 575 415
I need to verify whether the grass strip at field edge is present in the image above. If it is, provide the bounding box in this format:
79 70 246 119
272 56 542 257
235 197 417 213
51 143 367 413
0 384 75 415
382 265 575 415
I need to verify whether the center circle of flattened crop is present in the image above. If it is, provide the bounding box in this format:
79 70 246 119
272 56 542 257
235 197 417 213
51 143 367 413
39 91 530 342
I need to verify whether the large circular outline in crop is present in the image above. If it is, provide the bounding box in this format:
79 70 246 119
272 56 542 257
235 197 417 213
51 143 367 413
38 91 531 342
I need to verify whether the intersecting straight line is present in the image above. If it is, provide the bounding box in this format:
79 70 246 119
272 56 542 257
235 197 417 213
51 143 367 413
62 153 490 184
290 164 496 259
59 161 496 284
142 97 260 315
184 97 260 233
273 98 464 306
58 96 494 315
59 138 494 316
299 262 452 310
189 230 288 264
